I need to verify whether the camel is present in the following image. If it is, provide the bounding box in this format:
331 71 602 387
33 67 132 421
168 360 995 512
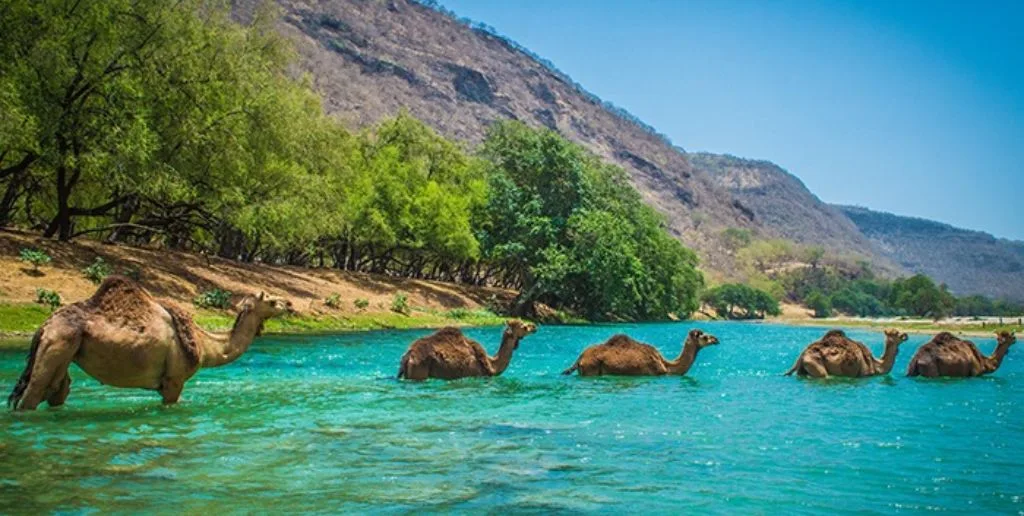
906 331 1016 378
7 275 293 410
784 328 908 378
397 320 537 380
561 329 720 376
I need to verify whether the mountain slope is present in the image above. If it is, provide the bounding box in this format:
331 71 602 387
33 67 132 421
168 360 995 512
690 153 902 274
232 0 768 272
838 206 1024 301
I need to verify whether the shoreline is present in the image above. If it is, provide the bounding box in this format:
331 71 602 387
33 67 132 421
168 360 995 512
765 316 1023 337
0 302 507 349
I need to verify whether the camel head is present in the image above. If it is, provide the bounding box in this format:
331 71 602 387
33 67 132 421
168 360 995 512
504 320 537 349
883 328 909 347
996 330 1017 347
239 292 295 320
688 329 719 348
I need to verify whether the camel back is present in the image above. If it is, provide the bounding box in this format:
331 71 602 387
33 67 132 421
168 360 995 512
87 276 201 367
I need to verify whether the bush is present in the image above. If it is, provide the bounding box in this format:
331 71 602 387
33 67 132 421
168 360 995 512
35 288 62 311
701 283 780 320
353 298 370 310
391 293 410 315
194 288 233 309
82 257 112 284
324 293 342 308
19 248 51 271
122 265 142 281
805 290 832 318
447 307 470 319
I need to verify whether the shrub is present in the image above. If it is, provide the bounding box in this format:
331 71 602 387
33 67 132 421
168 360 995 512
19 248 51 271
701 283 781 320
194 288 233 309
122 265 142 281
82 257 112 284
805 290 832 318
447 307 470 319
391 293 410 315
35 288 62 311
324 293 342 308
353 298 370 310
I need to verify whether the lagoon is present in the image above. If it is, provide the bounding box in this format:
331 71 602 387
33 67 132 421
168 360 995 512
1 322 1021 513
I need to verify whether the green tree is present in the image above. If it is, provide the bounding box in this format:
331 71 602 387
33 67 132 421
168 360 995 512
805 289 832 318
702 283 781 320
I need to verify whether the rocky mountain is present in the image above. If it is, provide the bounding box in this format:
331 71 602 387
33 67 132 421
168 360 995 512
689 153 902 274
838 206 1024 301
231 0 771 273
231 0 1019 300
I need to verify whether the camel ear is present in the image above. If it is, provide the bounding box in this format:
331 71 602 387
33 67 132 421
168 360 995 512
258 291 265 301
689 329 702 338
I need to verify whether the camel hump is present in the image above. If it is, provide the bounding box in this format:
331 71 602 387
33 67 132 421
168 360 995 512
431 327 466 340
162 303 201 367
605 334 636 347
932 332 960 345
823 329 847 339
87 275 152 309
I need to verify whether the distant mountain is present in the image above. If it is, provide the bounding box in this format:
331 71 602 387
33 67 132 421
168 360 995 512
690 153 903 274
838 206 1024 301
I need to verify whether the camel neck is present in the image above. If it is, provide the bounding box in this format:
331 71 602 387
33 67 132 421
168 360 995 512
987 341 1013 372
488 331 520 376
876 341 901 374
667 340 699 375
199 308 264 368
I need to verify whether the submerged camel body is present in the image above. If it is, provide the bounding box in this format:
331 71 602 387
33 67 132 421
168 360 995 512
397 320 537 380
562 329 720 376
906 331 1016 378
785 329 908 378
7 276 292 410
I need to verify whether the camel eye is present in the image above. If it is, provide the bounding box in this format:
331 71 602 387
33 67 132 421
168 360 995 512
270 300 277 307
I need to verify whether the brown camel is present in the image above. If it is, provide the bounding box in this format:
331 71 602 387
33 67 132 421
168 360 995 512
397 320 537 380
784 328 908 378
561 329 720 376
906 331 1016 378
7 276 293 410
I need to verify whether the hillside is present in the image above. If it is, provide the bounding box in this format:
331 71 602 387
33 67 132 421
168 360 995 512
231 0 769 272
690 153 903 275
225 0 1017 300
0 231 513 336
838 206 1024 301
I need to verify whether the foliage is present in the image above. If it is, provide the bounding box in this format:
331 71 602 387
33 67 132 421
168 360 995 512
19 248 51 271
82 257 111 284
477 121 703 320
390 293 410 315
34 288 61 311
889 274 956 319
194 288 233 310
701 283 780 320
324 293 342 309
721 228 753 252
805 290 832 318
122 265 142 281
0 3 706 323
353 298 370 310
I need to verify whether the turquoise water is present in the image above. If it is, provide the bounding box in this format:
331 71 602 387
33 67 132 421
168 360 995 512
1 322 1021 514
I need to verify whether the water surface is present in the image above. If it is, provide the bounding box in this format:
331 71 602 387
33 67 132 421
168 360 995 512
1 322 1021 513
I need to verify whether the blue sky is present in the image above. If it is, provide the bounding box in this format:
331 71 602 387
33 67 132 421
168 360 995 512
439 0 1024 240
